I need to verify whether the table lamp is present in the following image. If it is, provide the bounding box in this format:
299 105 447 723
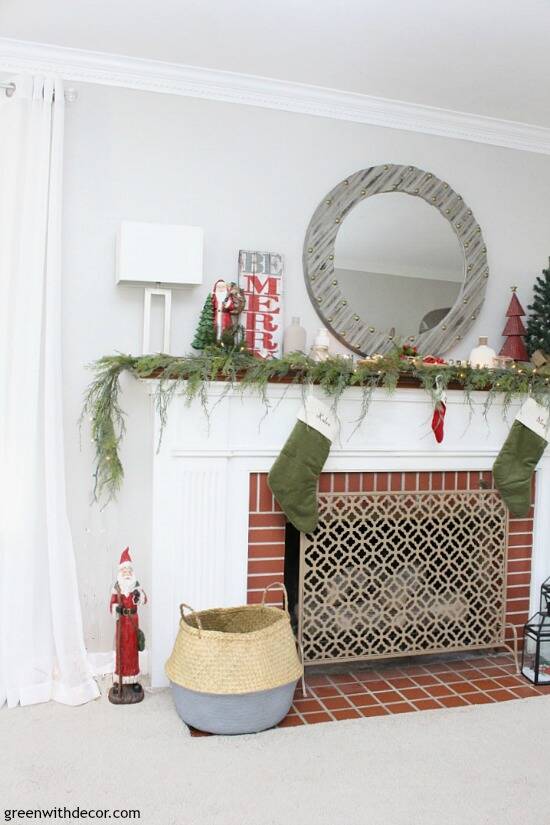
116 220 204 353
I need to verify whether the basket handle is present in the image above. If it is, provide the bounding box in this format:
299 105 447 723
179 603 203 638
261 582 289 614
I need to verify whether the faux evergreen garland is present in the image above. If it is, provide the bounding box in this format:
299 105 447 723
82 349 550 502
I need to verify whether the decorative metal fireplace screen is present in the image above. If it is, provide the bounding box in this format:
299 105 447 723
299 490 509 665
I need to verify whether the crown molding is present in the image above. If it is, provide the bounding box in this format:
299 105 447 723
1 37 550 155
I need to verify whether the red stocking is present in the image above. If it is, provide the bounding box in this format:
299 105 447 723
432 401 446 444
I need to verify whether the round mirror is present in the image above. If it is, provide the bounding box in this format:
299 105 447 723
303 165 489 356
334 194 464 340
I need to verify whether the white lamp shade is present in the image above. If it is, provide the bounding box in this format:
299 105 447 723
116 221 203 286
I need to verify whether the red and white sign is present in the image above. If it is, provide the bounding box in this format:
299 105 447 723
238 250 284 358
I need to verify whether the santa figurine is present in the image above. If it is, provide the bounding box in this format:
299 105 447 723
212 279 234 342
108 547 148 704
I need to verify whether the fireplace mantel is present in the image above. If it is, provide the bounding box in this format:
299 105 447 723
149 383 550 686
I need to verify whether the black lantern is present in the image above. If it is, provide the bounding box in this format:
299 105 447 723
540 576 550 613
522 592 550 685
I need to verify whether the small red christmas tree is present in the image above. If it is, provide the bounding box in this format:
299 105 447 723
499 286 528 361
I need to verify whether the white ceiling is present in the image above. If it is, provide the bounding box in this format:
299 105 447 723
1 0 549 127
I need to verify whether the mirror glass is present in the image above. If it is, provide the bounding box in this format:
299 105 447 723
334 193 464 340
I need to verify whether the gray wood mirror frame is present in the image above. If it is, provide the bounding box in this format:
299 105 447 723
303 164 489 356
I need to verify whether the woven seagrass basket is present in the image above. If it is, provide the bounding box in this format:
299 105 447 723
166 583 303 734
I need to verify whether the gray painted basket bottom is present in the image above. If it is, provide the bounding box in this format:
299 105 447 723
170 679 298 735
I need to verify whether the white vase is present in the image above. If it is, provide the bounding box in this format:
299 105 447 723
283 317 307 354
309 328 331 362
469 336 497 368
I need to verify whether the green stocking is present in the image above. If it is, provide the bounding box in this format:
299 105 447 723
493 398 548 517
268 397 336 533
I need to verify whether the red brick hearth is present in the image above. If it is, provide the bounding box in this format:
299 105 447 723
189 655 546 735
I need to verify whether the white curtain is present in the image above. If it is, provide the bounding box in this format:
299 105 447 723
0 76 99 707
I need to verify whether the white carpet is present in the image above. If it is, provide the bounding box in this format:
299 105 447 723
2 684 550 825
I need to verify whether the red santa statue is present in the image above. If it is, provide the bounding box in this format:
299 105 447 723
108 548 148 704
212 279 235 342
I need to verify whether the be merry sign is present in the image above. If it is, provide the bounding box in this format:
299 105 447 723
238 250 284 358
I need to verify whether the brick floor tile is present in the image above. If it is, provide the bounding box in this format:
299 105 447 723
439 695 469 708
387 702 416 714
425 685 454 698
486 689 517 702
459 669 485 680
481 667 509 678
311 685 342 698
339 682 371 695
293 698 324 713
399 687 429 701
510 685 546 699
322 696 353 711
349 693 379 708
495 676 526 689
413 674 440 687
302 712 332 724
332 708 362 720
412 698 443 710
330 673 361 684
361 705 389 717
436 672 467 684
387 677 416 689
374 690 404 704
278 715 305 727
469 678 501 691
363 680 393 692
304 674 331 686
462 692 495 705
452 682 482 695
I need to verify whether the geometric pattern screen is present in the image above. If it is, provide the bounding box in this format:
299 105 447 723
299 491 509 665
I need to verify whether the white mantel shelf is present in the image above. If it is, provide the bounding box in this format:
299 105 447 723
149 383 550 687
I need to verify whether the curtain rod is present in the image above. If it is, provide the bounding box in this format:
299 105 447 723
0 79 78 102
0 80 16 96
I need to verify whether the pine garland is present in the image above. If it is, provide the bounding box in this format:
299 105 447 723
82 349 550 502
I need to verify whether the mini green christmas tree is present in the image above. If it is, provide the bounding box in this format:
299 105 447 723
526 259 550 356
191 294 216 350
